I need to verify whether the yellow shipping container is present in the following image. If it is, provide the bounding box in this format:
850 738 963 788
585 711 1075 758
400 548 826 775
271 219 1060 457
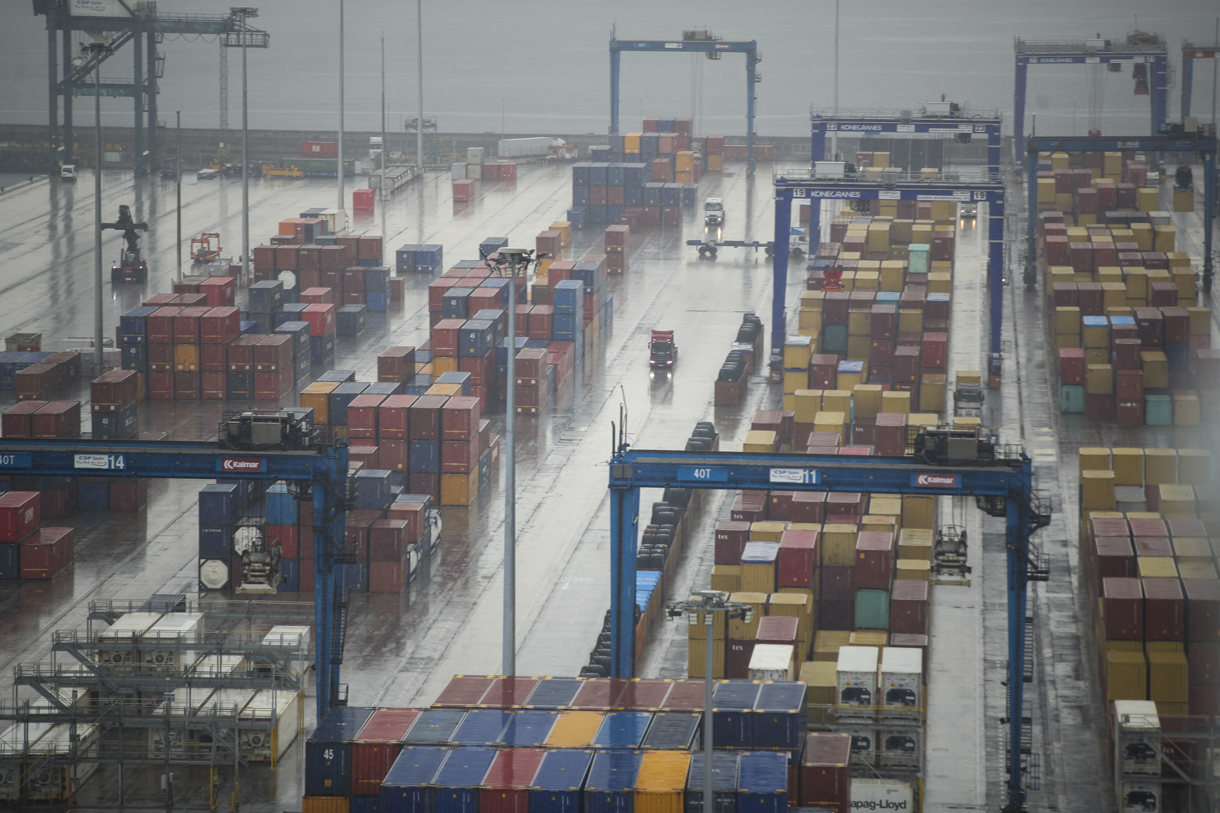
902 495 936 530
743 430 778 453
741 562 776 594
898 308 923 334
814 411 847 433
1171 537 1213 565
432 356 459 375
822 390 852 415
895 559 931 580
860 514 897 534
302 797 350 813
1078 447 1112 475
1177 560 1218 581
1146 645 1189 703
1110 448 1144 486
1173 187 1194 212
897 528 934 561
1105 645 1147 702
1080 470 1116 511
1140 351 1168 389
706 154 724 172
799 660 838 723
881 390 911 415
784 335 814 369
1158 483 1196 515
545 710 604 747
1054 306 1082 334
1085 364 1113 395
727 593 767 638
427 382 464 398
173 343 199 371
793 390 822 423
549 222 572 247
1136 187 1159 212
301 381 339 424
848 630 888 648
624 133 642 154
710 565 741 594
926 272 952 294
918 374 946 413
1176 449 1209 484
1136 557 1178 579
820 523 858 567
852 385 883 418
879 261 905 291
784 370 809 396
869 495 903 520
440 470 479 506
687 638 725 678
635 751 691 813
749 521 787 543
1186 307 1211 335
1172 393 1200 426
813 630 851 662
1142 448 1177 484
1036 178 1056 204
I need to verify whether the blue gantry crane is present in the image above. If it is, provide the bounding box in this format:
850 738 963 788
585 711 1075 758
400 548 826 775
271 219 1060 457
809 106 1004 180
1180 41 1219 121
1023 131 1218 291
0 413 349 722
608 431 1051 812
768 172 1007 380
609 29 760 174
1013 34 1169 165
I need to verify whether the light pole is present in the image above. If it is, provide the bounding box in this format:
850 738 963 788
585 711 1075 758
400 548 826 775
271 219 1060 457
88 41 109 375
338 0 345 210
176 110 182 280
231 7 258 282
666 592 753 813
415 0 424 169
489 247 536 676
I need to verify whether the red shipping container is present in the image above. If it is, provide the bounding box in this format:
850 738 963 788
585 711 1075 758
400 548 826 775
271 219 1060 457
431 319 464 357
276 244 300 269
2 399 45 437
254 369 293 401
386 500 428 543
201 370 226 399
889 578 929 635
376 439 407 473
369 519 410 561
1092 536 1135 582
480 748 547 813
725 639 754 679
147 307 182 343
441 439 480 474
756 615 799 647
1143 577 1185 641
826 492 866 519
300 558 315 592
344 510 381 560
920 332 947 370
302 303 337 337
820 565 854 601
267 524 299 559
200 343 228 374
777 528 817 587
799 733 852 809
108 479 146 511
368 560 409 593
174 370 201 400
408 396 447 440
148 370 174 400
1190 642 1219 685
442 396 482 441
377 395 416 440
172 306 209 343
351 708 421 796
854 531 894 589
1102 577 1144 640
347 393 387 440
201 306 241 343
713 521 750 564
1134 536 1172 558
199 276 236 307
790 491 826 523
348 441 379 471
1183 579 1220 643
31 400 81 439
254 334 294 371
147 343 174 372
19 526 74 580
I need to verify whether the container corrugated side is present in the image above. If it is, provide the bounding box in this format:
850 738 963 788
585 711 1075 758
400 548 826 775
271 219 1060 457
634 750 691 813
351 708 421 795
529 748 595 813
380 746 450 813
584 750 643 813
545 711 604 748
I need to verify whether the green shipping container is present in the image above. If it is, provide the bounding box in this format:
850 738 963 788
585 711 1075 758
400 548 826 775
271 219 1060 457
1059 384 1084 413
1144 394 1172 426
908 244 930 275
822 325 848 354
854 589 890 631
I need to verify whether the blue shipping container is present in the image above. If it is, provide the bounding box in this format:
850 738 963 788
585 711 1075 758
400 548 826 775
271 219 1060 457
199 482 241 525
584 750 641 813
329 381 369 425
529 749 595 813
317 369 357 383
355 469 393 511
502 710 559 747
304 706 377 797
592 713 653 749
712 683 762 748
91 402 139 439
264 483 296 525
404 709 467 745
248 280 285 313
639 712 700 750
684 752 739 813
396 244 420 274
459 320 494 358
436 371 473 396
381 746 450 813
337 304 368 337
734 752 787 813
0 542 19 579
119 305 157 337
750 682 805 752
409 440 440 474
198 525 233 560
524 677 584 709
452 709 512 746
433 746 498 813
77 478 110 511
442 288 473 320
278 557 300 592
310 333 336 364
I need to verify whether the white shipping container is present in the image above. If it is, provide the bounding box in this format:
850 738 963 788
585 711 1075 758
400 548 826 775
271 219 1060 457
465 163 482 180
878 727 921 769
0 721 58 802
450 162 466 181
879 646 923 718
497 137 558 159
835 645 879 720
814 161 846 179
850 778 914 811
191 653 246 679
97 612 164 674
842 726 878 767
150 687 216 759
25 724 98 802
1120 780 1160 813
193 689 256 758
240 689 303 764
142 613 205 674
1115 700 1162 776
320 208 347 234
466 146 484 164
258 625 311 682
748 643 796 681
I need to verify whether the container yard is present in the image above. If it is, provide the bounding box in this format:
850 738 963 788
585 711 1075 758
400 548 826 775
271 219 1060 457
0 9 1218 813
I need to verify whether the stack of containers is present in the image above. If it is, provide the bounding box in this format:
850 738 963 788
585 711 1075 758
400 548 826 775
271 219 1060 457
704 135 725 172
303 303 338 366
265 483 300 591
604 225 629 273
394 244 444 275
253 334 295 401
197 483 240 593
12 350 82 401
247 280 286 334
0 492 75 581
275 320 314 385
89 370 140 439
440 396 482 506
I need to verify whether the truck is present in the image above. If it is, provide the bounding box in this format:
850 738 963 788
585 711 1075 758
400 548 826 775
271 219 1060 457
497 137 568 159
59 164 76 181
649 330 677 370
703 197 725 227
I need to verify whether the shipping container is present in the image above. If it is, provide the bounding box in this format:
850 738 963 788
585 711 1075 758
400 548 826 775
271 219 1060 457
683 751 739 813
433 746 498 813
481 747 547 813
735 752 787 813
352 708 422 795
529 748 595 813
305 706 377 797
584 750 643 813
381 746 450 813
406 709 468 745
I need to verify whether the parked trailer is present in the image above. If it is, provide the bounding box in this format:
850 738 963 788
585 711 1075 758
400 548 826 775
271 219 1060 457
497 137 566 159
